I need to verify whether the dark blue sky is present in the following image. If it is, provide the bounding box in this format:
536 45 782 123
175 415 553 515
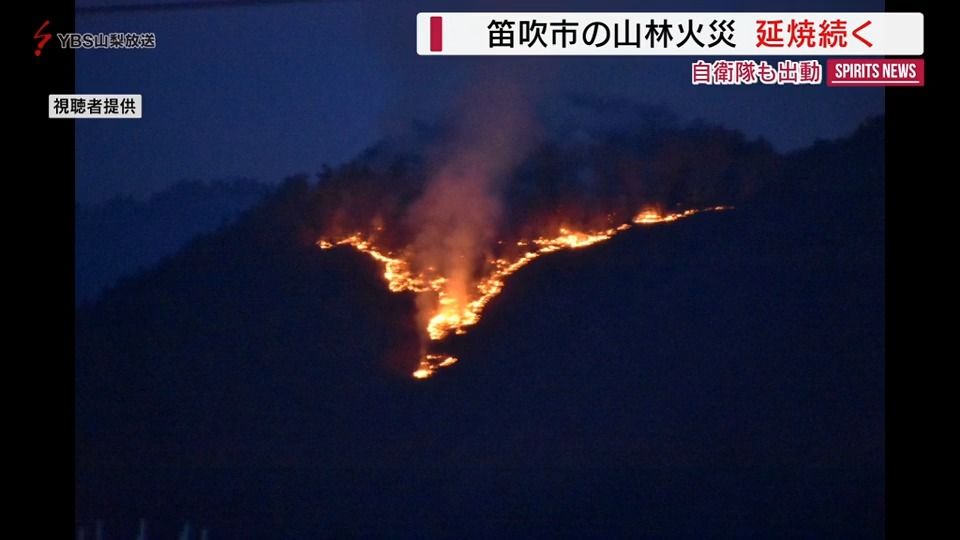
76 0 883 203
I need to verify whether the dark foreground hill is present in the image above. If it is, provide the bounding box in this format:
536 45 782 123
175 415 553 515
76 119 884 538
76 178 270 304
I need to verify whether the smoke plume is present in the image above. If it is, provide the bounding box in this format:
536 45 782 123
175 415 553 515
312 91 775 377
407 77 538 343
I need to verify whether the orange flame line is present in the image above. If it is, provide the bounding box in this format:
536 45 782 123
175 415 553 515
318 205 731 378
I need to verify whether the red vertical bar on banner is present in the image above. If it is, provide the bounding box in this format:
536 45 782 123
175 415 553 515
430 16 443 52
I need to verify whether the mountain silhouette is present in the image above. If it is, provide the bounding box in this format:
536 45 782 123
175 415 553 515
76 118 884 538
76 178 270 304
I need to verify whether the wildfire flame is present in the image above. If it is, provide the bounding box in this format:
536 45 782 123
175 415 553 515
413 354 459 380
319 206 731 379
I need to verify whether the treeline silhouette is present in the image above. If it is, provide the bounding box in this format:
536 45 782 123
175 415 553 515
76 178 269 304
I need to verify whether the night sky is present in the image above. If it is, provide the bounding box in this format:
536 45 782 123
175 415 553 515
75 0 882 202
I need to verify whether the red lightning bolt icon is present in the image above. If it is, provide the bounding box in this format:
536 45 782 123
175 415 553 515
34 20 52 57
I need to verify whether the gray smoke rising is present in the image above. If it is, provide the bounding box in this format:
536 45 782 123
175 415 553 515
406 73 540 336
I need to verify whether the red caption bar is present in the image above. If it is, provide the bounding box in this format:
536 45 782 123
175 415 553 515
430 16 443 52
827 59 924 87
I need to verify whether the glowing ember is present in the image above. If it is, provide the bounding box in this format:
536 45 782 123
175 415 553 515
413 354 460 380
319 205 731 378
634 207 704 224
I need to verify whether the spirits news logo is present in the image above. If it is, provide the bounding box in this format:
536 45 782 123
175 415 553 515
33 20 156 57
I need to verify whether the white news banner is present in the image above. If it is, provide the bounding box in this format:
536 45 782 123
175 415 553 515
417 12 923 56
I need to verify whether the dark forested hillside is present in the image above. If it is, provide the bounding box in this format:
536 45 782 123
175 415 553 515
76 178 270 304
75 119 884 538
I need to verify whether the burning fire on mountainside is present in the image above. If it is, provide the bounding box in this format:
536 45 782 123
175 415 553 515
319 205 731 379
309 78 769 380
